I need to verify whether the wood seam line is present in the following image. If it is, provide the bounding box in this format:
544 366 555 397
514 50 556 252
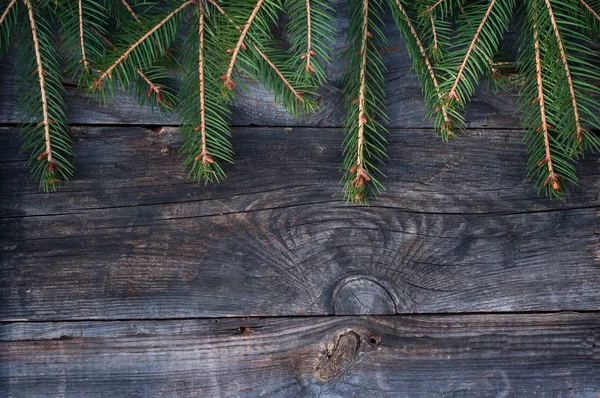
0 0 17 28
78 0 89 73
544 0 583 142
448 0 497 102
356 0 369 171
210 0 304 101
392 0 450 125
25 0 53 163
305 0 313 72
92 0 193 88
533 15 557 188
120 0 142 24
579 0 600 24
223 0 266 89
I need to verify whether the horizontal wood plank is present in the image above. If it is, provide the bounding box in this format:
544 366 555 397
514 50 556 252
2 313 599 397
1 126 598 320
0 2 523 128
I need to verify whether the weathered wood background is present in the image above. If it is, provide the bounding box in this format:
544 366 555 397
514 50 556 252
1 4 599 397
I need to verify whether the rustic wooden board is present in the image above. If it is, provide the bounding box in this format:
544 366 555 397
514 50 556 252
1 126 598 320
0 1 522 128
2 313 599 397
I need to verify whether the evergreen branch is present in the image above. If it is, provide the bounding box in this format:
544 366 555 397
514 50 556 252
120 0 142 23
543 0 582 143
91 0 192 90
0 0 18 56
389 0 452 136
210 0 309 106
532 22 558 191
343 0 388 203
423 0 445 15
304 0 313 73
26 0 53 166
197 3 209 167
136 68 162 100
222 0 266 91
20 0 73 191
447 0 496 103
580 0 600 23
429 13 438 55
78 0 90 73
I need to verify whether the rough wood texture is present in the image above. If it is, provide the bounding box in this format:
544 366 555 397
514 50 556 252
1 126 598 321
0 1 522 128
2 313 599 397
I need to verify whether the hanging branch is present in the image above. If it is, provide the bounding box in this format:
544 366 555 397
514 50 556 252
342 0 388 203
90 0 192 91
0 0 17 55
221 0 266 91
532 22 558 191
77 0 90 73
389 0 452 138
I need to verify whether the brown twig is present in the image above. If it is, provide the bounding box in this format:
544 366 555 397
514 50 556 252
222 0 266 90
78 0 90 73
533 18 558 190
392 0 451 132
423 0 446 16
580 0 600 23
304 0 315 72
91 0 193 89
25 0 53 165
544 0 583 142
195 3 212 166
0 0 17 27
120 0 142 23
209 0 304 102
447 0 497 103
429 13 438 54
356 0 369 175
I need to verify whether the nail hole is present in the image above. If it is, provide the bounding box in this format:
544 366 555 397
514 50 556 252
369 336 381 345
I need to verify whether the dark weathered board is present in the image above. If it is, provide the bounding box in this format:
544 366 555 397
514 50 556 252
0 1 523 128
2 313 599 397
1 126 598 320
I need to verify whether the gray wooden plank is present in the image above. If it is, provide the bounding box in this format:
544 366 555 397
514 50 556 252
0 1 523 128
1 126 598 320
1 313 599 397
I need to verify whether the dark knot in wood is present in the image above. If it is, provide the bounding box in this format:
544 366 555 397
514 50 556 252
315 331 360 382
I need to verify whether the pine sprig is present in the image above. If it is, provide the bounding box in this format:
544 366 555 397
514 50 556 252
178 1 233 183
18 0 73 192
286 0 336 85
435 0 515 139
0 0 18 57
579 0 600 39
389 0 452 138
88 0 191 99
342 0 388 203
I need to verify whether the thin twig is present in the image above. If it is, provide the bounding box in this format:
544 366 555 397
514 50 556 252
223 0 266 90
78 0 90 73
533 19 558 190
580 0 600 23
544 0 583 142
305 0 314 72
210 0 304 101
0 0 17 27
91 0 193 89
120 0 142 23
447 0 497 102
423 0 446 15
357 0 369 171
197 3 211 165
25 0 53 164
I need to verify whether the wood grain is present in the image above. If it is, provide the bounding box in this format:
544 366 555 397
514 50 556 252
2 313 599 397
1 126 598 320
0 1 523 128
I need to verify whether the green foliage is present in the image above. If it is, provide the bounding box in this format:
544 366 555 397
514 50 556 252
341 0 388 203
0 0 598 201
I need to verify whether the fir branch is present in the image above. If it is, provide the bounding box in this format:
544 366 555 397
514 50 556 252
543 0 582 143
580 0 600 21
20 0 73 191
304 0 314 73
532 22 558 191
0 0 17 57
435 0 514 136
211 0 314 114
389 0 452 137
120 0 142 23
78 0 90 73
343 0 388 203
178 1 233 183
580 0 600 38
90 0 192 91
222 0 266 91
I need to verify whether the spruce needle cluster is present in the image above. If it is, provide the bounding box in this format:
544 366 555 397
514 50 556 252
0 0 598 202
